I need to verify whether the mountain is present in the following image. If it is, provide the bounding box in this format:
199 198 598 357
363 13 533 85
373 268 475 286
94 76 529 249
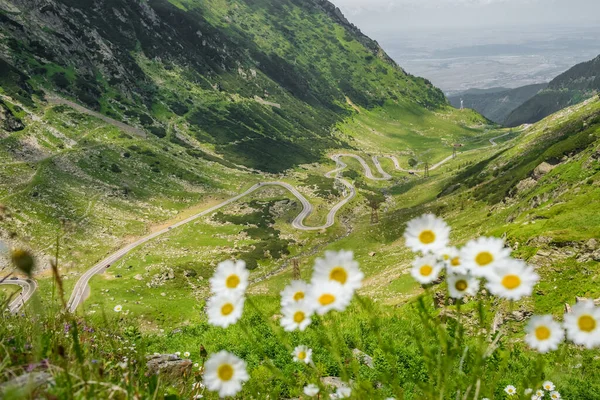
505 54 600 127
448 83 548 124
0 0 447 172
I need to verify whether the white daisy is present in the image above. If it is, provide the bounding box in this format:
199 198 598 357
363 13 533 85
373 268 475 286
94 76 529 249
209 260 249 296
542 381 555 391
304 384 320 396
447 273 480 299
505 385 517 395
203 351 249 398
410 255 443 285
442 247 468 275
525 316 564 353
280 280 311 307
525 389 533 395
114 305 122 312
531 396 540 400
207 292 245 328
549 391 561 399
307 281 353 315
292 345 312 364
404 214 450 254
536 389 545 397
331 386 352 399
485 259 539 300
184 352 191 358
312 250 364 293
280 301 313 331
564 300 600 349
460 236 512 278
175 352 181 356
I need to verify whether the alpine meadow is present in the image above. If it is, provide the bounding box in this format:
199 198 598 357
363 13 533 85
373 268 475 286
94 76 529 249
1 0 600 399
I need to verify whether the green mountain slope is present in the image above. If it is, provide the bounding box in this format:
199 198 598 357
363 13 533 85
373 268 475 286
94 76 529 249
449 83 548 124
505 54 600 127
0 0 446 172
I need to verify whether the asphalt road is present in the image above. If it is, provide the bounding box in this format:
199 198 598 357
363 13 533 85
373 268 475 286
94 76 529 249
0 278 38 314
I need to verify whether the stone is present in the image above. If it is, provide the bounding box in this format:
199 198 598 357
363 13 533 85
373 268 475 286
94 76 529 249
134 274 143 281
320 376 348 390
585 238 598 251
0 372 53 394
146 354 192 378
532 162 555 180
368 252 376 257
352 349 374 368
515 177 537 193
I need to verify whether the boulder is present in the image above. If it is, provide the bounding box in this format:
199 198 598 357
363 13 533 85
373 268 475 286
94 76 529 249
0 372 53 394
352 349 374 368
146 354 192 378
532 162 555 180
320 376 349 390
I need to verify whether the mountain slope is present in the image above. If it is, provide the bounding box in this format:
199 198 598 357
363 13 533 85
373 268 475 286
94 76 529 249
505 54 600 127
0 0 447 172
449 83 548 124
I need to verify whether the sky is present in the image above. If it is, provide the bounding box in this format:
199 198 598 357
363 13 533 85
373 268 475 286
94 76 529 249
330 0 600 34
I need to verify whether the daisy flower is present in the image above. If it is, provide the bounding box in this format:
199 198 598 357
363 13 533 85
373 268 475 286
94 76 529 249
410 255 443 285
292 345 312 364
525 389 533 395
442 247 468 275
460 236 512 278
114 305 123 312
542 381 555 391
304 384 320 396
312 250 364 293
175 351 181 356
280 301 313 331
209 260 249 296
447 273 480 299
280 280 310 307
536 389 545 397
207 292 245 328
525 316 564 353
485 259 539 300
203 351 249 398
564 300 600 349
307 281 353 315
531 396 540 400
404 214 450 254
549 391 561 399
332 386 352 399
505 385 517 395
184 352 191 358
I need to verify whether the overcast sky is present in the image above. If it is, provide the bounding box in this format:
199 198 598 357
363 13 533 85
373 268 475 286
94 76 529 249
331 0 600 34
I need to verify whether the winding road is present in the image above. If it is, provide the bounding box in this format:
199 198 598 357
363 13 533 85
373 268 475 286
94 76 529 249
0 278 38 313
7 152 456 313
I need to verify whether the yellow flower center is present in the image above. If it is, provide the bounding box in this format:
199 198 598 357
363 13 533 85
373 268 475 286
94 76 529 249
578 315 596 332
455 280 468 291
450 257 461 266
419 265 433 276
535 326 551 340
329 267 348 284
298 351 306 360
221 303 234 316
319 294 335 306
475 251 494 266
226 274 240 289
419 230 436 244
501 275 521 290
293 311 305 323
217 364 234 381
293 291 305 301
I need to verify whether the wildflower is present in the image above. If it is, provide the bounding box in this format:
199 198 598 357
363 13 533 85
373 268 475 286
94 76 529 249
113 305 123 312
442 247 468 275
542 381 555 391
312 250 363 294
531 396 540 400
549 391 561 399
564 300 600 348
292 345 312 364
536 389 545 397
460 236 511 279
307 281 352 315
525 316 564 353
175 352 181 356
404 214 450 254
209 260 249 296
525 388 533 395
447 273 480 299
207 292 245 328
281 301 313 331
410 255 443 285
485 259 539 300
194 363 199 368
193 395 203 399
184 351 191 358
203 351 249 398
280 280 311 307
504 385 517 395
303 384 320 396
331 386 352 399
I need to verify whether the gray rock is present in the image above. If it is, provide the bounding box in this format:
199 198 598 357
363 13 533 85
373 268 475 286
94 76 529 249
146 354 192 378
0 372 53 394
585 238 599 251
321 376 348 389
532 162 555 180
352 349 374 368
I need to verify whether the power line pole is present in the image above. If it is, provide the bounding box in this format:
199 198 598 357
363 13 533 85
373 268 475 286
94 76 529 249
424 161 430 178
